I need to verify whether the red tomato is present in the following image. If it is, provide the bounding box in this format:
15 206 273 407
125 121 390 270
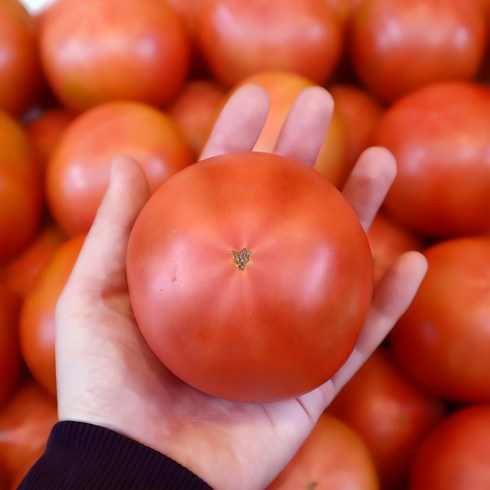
350 0 487 103
0 380 57 486
166 79 226 158
0 283 22 407
195 0 344 87
46 101 194 236
228 70 350 188
0 0 43 116
389 235 490 403
0 110 43 263
328 83 384 169
367 212 424 285
19 235 84 396
328 347 446 490
325 0 362 27
267 413 379 489
0 223 66 298
374 81 490 238
126 151 373 403
409 404 490 490
39 0 191 112
23 107 75 175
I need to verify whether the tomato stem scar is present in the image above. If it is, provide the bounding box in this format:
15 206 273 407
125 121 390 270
231 247 253 271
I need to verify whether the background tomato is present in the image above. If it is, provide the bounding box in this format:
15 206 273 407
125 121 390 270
227 70 350 188
0 283 22 407
0 0 43 116
0 110 43 263
0 380 57 487
195 0 344 87
166 79 226 158
23 107 75 175
328 83 384 170
46 101 194 236
0 222 66 298
389 235 490 403
350 0 487 103
39 0 191 112
367 212 424 285
127 151 373 403
267 412 379 490
374 81 490 237
328 347 446 490
19 235 83 396
408 404 490 490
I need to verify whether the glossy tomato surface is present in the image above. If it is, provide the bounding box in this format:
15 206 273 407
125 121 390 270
374 81 490 237
127 151 373 403
195 0 343 87
350 0 486 103
409 404 490 490
46 101 193 236
389 235 490 403
267 413 379 490
39 0 191 112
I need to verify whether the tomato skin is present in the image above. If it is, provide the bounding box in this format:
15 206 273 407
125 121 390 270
0 110 43 263
328 347 446 490
267 413 379 490
374 81 490 238
39 0 191 112
46 101 193 236
350 0 487 103
195 0 343 87
19 235 83 396
409 404 490 490
0 0 43 116
127 152 373 403
389 235 490 403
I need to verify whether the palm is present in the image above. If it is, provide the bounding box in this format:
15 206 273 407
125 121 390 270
55 85 427 490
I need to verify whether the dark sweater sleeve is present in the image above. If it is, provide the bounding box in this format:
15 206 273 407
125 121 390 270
17 421 214 490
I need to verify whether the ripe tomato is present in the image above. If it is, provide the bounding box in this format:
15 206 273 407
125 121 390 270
367 212 424 285
409 404 490 490
23 107 75 175
166 79 226 158
328 83 384 170
328 347 446 490
0 283 22 407
126 151 373 403
0 380 57 486
0 0 43 116
0 110 43 263
39 0 191 112
19 235 84 396
46 101 194 236
267 413 379 489
389 235 490 403
374 81 490 238
0 222 66 298
350 0 487 103
227 70 350 188
195 0 344 87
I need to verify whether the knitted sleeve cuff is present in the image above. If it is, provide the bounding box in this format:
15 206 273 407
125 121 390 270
18 420 213 490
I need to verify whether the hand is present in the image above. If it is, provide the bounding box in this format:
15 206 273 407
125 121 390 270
55 84 428 490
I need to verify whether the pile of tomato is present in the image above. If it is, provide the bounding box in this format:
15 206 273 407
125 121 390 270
1 0 490 488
